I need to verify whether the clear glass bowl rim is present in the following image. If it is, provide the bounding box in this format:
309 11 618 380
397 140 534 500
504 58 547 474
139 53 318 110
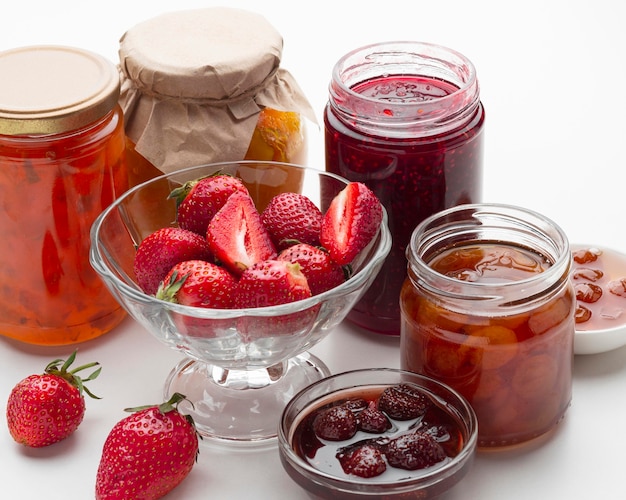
89 161 392 319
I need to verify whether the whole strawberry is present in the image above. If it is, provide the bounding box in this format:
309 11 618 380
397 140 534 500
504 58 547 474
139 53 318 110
234 259 311 308
156 259 237 309
134 227 213 295
6 350 101 448
169 174 248 236
234 259 317 340
261 192 323 250
320 182 383 266
156 260 237 338
278 243 347 295
95 393 199 500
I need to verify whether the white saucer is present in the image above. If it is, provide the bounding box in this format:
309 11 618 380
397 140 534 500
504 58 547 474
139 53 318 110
571 244 626 355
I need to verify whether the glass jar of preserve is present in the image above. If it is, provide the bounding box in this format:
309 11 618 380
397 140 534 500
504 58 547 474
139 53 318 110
325 41 485 335
400 204 575 448
0 45 129 346
118 7 316 188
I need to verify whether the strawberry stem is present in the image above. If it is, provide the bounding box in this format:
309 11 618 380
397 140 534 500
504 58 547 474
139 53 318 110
124 392 193 414
44 350 102 400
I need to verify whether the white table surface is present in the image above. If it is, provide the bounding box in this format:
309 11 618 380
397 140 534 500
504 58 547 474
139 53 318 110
2 1 625 499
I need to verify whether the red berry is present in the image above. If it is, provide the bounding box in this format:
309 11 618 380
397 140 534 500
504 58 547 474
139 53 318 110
95 393 199 500
134 227 212 295
234 259 311 308
278 243 346 295
337 444 387 478
156 259 237 309
206 191 276 276
171 174 248 236
320 182 383 266
156 260 238 338
6 351 101 447
357 401 391 434
384 431 446 470
261 192 323 250
343 398 368 412
312 405 358 441
377 384 431 420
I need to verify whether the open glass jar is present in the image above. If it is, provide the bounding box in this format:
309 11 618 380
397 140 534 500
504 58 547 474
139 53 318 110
400 204 575 448
0 45 128 345
325 41 485 335
119 7 316 187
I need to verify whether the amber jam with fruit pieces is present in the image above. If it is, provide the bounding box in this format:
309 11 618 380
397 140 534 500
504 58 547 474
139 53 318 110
119 8 312 189
401 205 575 448
0 46 128 345
325 42 484 335
290 383 466 481
571 245 626 331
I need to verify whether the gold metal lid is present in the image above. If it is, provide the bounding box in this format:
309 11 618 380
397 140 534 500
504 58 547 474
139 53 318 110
0 45 120 135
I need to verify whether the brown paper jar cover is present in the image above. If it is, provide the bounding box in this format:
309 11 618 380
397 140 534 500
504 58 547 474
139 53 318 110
118 7 316 174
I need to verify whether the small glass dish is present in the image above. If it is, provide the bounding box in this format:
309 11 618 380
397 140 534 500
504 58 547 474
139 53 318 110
90 161 391 447
278 368 477 499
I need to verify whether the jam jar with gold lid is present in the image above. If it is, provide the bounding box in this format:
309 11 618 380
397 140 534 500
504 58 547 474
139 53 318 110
0 45 128 346
118 7 316 188
400 204 575 448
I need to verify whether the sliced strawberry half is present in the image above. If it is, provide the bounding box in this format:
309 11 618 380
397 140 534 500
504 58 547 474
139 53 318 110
320 182 383 266
206 191 276 276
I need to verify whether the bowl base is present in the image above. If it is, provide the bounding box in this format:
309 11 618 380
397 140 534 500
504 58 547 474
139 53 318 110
164 352 330 448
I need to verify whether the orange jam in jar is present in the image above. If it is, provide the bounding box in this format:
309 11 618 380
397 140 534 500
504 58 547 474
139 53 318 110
400 204 575 448
119 7 313 187
0 46 128 345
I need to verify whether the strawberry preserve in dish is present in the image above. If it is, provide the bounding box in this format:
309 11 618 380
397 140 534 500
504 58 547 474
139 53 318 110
0 46 128 345
278 369 477 500
400 204 575 448
325 41 485 335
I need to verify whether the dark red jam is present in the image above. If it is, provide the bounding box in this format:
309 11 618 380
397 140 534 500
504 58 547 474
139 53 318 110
571 245 626 330
290 383 466 481
325 75 484 335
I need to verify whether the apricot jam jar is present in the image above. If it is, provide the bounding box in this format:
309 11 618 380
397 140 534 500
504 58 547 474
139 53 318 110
0 46 128 346
400 204 575 448
325 41 485 335
118 7 315 187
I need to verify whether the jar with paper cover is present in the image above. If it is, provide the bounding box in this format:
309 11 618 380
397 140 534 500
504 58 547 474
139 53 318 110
119 7 316 195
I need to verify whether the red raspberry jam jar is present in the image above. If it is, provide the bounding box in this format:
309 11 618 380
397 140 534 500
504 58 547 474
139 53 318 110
325 41 485 335
0 46 128 345
400 204 575 448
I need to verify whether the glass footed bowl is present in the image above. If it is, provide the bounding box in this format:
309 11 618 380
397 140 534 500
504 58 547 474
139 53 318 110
90 161 391 447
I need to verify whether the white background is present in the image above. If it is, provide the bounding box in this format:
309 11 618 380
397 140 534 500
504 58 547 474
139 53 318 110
1 1 625 498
